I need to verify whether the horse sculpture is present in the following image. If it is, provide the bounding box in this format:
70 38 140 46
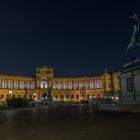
126 14 140 53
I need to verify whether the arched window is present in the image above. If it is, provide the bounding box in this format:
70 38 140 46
60 94 64 99
12 94 15 98
0 94 4 100
66 94 69 99
71 94 74 99
18 95 21 98
76 94 79 100
43 83 46 88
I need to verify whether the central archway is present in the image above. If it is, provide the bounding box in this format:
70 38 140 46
42 93 48 100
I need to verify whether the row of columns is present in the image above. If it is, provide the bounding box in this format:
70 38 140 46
53 79 103 90
0 79 35 90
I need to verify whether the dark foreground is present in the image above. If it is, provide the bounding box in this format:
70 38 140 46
0 105 140 140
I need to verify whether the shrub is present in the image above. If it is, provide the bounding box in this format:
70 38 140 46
6 98 29 108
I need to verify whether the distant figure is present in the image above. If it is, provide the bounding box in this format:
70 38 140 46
126 14 140 53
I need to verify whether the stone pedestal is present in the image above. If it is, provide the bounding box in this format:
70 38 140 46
120 57 140 103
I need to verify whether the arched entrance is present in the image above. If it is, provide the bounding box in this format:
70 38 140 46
76 94 79 100
0 94 4 100
71 94 74 100
60 94 64 101
55 95 58 101
18 94 21 98
42 92 53 104
66 94 70 101
12 94 15 98
42 93 48 100
42 93 48 105
87 94 90 99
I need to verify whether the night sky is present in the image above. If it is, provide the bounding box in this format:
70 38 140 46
0 0 140 76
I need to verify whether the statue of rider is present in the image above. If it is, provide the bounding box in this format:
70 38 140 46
126 14 140 53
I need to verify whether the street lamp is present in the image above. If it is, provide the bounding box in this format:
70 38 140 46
33 93 36 100
9 90 12 98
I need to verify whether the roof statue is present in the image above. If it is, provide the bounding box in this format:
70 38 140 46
126 14 140 53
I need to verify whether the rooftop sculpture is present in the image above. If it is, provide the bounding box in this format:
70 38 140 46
126 14 140 53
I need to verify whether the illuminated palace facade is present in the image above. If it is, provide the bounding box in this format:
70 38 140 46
0 66 121 103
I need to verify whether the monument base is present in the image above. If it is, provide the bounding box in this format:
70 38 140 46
120 57 140 103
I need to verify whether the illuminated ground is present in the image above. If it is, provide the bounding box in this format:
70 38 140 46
0 105 140 140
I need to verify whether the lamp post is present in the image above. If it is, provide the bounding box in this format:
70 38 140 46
9 90 12 98
33 93 36 101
